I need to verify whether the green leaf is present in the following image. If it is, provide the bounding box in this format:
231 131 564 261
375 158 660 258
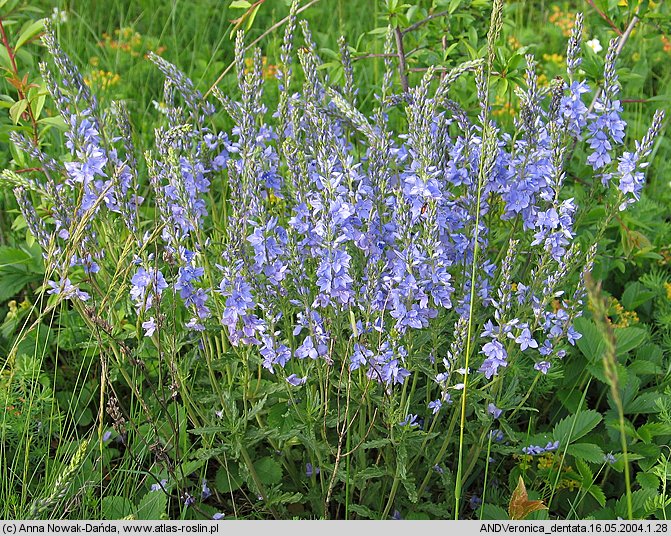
266 491 303 506
229 0 252 8
215 462 242 493
348 503 377 519
245 5 261 30
448 0 463 14
621 282 655 310
37 116 67 130
15 18 45 51
353 465 389 486
553 410 602 445
567 443 605 464
9 99 28 124
587 484 607 507
136 491 167 520
636 472 659 490
0 245 32 267
173 459 205 484
253 456 282 486
614 489 656 519
361 438 392 449
624 392 662 414
574 318 605 363
615 327 647 357
481 503 509 520
101 496 134 520
0 269 38 301
637 423 671 443
575 458 594 484
628 359 663 376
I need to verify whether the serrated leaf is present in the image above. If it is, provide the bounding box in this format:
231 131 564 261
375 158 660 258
348 503 377 519
614 489 656 519
101 496 134 520
553 410 602 445
574 318 605 363
354 465 389 485
254 456 282 486
621 283 655 310
361 438 392 449
636 472 659 490
628 360 663 376
481 503 509 520
637 423 671 443
567 443 605 464
136 491 167 520
508 477 547 520
615 327 647 357
587 484 607 507
0 269 38 301
625 392 662 414
215 462 242 493
575 458 594 485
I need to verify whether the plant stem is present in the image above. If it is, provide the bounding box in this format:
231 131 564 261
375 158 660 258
393 25 409 93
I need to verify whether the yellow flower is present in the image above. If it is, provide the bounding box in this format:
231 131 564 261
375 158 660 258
84 70 121 90
542 53 565 65
508 35 521 49
549 6 575 37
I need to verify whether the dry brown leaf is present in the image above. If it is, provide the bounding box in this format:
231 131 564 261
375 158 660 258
508 476 548 520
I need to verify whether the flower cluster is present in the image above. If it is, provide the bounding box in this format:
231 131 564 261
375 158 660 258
2 11 664 489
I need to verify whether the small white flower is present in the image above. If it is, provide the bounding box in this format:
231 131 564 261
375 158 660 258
152 100 169 115
51 7 68 23
586 38 603 54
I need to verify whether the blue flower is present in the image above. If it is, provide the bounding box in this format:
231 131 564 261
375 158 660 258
566 325 582 345
201 479 211 500
469 495 482 510
534 361 551 374
305 462 320 478
295 336 319 360
478 340 508 379
490 429 505 442
130 267 168 310
515 328 538 351
286 374 307 386
142 317 157 337
428 399 442 415
399 414 419 427
47 278 90 301
487 403 502 419
150 479 167 492
350 343 373 371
